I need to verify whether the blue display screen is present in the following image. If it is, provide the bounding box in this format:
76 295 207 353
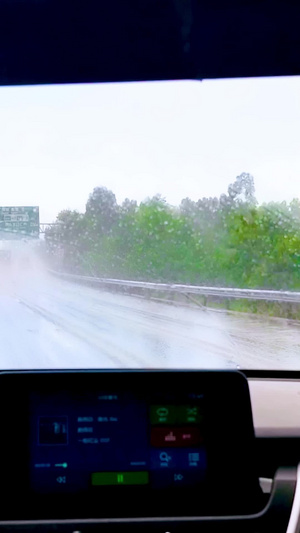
30 390 207 493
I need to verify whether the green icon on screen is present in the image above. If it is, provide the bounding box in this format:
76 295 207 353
156 407 169 417
150 405 176 424
178 405 203 424
92 471 149 486
150 404 203 424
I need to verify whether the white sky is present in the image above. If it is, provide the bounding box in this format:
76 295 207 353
0 76 299 222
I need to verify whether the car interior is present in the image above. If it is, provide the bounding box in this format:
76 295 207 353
1 0 300 532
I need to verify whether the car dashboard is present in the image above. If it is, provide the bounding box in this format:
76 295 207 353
0 369 297 533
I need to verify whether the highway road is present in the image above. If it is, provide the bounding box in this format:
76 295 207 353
1 266 300 370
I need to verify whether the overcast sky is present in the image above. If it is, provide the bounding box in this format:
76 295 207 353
0 76 299 222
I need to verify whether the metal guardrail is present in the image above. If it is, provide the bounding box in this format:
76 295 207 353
49 270 300 304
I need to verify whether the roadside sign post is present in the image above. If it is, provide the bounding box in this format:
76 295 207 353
0 206 39 238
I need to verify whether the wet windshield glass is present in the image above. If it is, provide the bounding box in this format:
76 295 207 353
1 78 300 370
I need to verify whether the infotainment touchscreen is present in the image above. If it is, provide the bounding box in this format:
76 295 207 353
30 389 207 494
0 370 262 520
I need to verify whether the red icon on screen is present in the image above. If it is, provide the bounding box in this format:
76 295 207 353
165 432 176 442
151 427 202 447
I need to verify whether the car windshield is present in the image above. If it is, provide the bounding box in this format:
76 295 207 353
1 77 300 371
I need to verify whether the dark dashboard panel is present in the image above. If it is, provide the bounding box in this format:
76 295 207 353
0 370 296 533
0 370 262 521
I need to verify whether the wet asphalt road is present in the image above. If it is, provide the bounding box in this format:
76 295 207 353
0 268 300 370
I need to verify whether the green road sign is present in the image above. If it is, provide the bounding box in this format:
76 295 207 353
0 206 39 238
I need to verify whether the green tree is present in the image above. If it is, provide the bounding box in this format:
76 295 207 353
85 187 119 236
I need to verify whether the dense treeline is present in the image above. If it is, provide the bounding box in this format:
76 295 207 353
45 173 300 290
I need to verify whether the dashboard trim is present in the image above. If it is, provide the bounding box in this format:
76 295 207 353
287 464 300 533
249 379 300 437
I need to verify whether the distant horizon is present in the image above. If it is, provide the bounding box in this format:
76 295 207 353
41 178 300 223
2 172 300 223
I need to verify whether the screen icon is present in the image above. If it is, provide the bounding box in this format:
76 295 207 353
186 407 198 423
54 462 68 468
174 473 184 482
91 472 149 486
165 431 176 443
150 405 176 424
188 453 200 466
157 407 169 417
38 416 68 445
151 427 202 447
159 452 171 464
178 405 203 424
